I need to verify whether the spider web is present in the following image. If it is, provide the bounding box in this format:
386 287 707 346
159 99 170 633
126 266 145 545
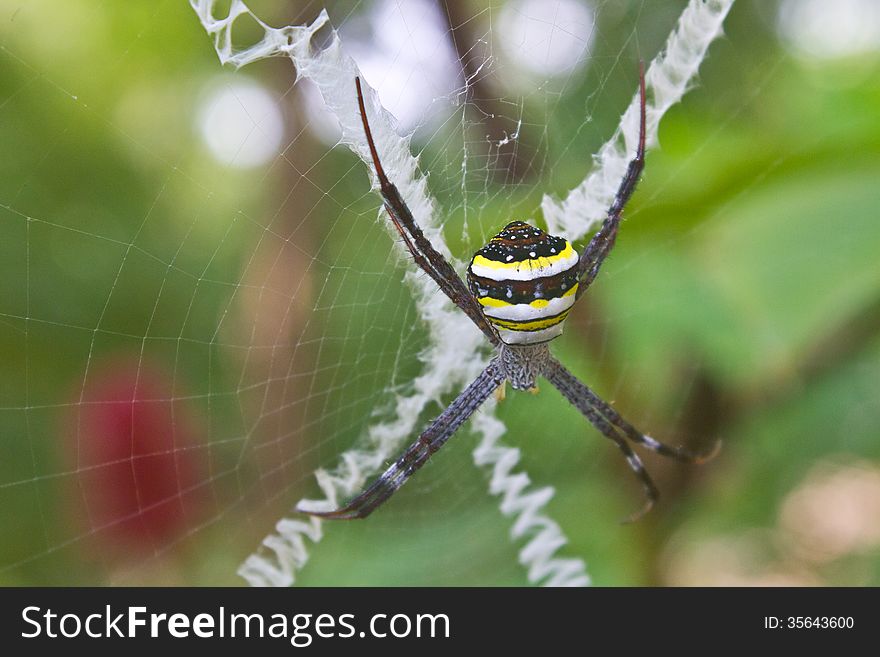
0 0 740 586
215 0 734 587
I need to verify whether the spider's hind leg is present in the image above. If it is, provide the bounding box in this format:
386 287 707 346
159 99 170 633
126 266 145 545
575 61 648 296
354 77 501 346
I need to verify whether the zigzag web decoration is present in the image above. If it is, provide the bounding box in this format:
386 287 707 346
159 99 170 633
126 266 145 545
189 0 735 587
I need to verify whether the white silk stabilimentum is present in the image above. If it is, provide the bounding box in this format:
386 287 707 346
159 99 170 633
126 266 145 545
189 0 734 587
542 0 736 240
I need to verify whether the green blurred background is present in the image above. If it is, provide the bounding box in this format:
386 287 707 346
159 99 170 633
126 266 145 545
1 0 879 586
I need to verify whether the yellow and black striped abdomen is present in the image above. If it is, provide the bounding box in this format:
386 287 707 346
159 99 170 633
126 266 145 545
467 221 579 345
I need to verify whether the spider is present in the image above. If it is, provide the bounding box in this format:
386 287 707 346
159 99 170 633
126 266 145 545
300 65 718 523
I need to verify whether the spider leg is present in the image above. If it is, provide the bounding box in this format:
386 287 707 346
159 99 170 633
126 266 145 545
355 77 500 346
576 62 647 297
544 359 658 522
578 385 722 463
299 360 504 520
609 437 658 524
543 358 717 520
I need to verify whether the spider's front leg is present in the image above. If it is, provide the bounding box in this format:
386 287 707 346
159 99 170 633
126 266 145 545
543 358 719 521
299 360 505 520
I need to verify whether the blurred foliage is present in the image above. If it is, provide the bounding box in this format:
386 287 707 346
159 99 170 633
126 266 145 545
0 0 878 586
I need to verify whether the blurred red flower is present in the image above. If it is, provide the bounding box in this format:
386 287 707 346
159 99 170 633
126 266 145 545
68 358 206 553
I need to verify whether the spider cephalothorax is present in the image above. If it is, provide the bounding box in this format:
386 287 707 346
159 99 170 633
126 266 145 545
299 67 717 522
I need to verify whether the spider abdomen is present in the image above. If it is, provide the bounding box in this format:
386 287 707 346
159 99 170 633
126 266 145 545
467 221 579 345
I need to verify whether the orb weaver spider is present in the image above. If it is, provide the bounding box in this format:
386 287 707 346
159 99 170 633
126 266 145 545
300 65 718 522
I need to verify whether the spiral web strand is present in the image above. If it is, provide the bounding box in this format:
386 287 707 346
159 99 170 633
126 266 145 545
189 0 734 587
